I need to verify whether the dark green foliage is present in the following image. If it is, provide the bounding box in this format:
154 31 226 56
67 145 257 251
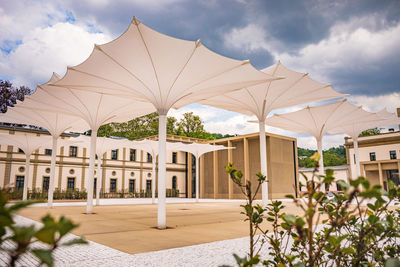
298 146 347 168
98 111 218 140
0 189 87 266
209 133 235 139
225 153 400 266
359 127 382 137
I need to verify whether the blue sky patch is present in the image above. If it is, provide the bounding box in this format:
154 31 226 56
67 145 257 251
0 40 22 54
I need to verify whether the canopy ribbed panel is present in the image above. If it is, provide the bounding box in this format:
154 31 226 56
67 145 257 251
51 18 278 113
0 133 53 155
264 100 370 140
197 61 345 120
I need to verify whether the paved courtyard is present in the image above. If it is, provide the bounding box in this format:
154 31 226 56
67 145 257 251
16 198 301 254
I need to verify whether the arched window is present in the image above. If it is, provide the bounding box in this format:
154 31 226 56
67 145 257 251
172 176 177 190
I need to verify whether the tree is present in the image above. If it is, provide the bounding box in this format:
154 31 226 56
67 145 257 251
298 146 347 168
0 80 31 113
359 127 381 137
98 112 178 139
176 112 210 139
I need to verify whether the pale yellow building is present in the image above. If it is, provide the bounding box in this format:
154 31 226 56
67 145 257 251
0 125 299 199
345 130 400 190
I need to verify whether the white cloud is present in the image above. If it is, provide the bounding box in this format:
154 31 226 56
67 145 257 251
0 22 110 87
275 20 400 83
223 24 275 53
0 1 66 44
348 93 400 113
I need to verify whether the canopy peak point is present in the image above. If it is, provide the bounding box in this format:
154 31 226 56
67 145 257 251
195 39 202 47
132 16 141 26
94 44 104 52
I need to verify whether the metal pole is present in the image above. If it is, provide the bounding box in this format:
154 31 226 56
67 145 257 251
96 156 102 206
259 120 269 205
317 138 324 175
196 156 199 202
86 130 97 214
353 136 361 178
152 154 156 204
48 135 58 208
23 154 31 201
158 114 167 229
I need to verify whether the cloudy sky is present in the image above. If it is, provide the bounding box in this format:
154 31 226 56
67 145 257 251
1 0 399 149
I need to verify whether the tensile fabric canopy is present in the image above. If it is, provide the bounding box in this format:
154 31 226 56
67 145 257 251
18 72 156 213
0 73 89 207
199 61 345 204
264 100 370 175
0 133 53 200
48 17 279 228
329 109 400 178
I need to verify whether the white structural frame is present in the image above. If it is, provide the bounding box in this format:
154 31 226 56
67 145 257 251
263 100 376 176
48 17 279 228
199 61 345 204
0 133 53 200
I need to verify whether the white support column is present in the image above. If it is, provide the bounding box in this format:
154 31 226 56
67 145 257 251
195 156 200 202
96 157 101 206
259 120 269 206
317 138 324 175
151 155 156 204
48 136 58 208
353 136 361 178
158 114 167 229
23 154 31 201
86 129 97 214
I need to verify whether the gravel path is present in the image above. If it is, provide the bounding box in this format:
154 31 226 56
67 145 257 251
1 214 256 267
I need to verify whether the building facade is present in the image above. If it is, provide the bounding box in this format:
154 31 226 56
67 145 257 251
0 125 298 199
345 131 400 190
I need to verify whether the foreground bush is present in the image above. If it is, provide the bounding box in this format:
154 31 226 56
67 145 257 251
0 189 87 266
225 152 400 266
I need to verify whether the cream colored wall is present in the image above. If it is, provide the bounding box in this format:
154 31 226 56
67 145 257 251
0 136 186 194
299 168 348 192
349 143 400 179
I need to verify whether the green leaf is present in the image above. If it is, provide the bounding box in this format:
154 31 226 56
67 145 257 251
62 238 88 246
385 258 400 267
32 249 53 267
35 228 56 244
283 214 296 225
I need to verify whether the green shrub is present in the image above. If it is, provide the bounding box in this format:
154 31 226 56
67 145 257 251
224 152 400 267
0 189 87 266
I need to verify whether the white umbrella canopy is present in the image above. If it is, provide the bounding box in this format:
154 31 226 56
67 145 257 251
173 142 234 202
0 133 53 200
20 74 156 214
0 107 88 208
199 61 345 204
0 73 91 208
328 109 400 178
50 17 279 228
264 99 370 175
